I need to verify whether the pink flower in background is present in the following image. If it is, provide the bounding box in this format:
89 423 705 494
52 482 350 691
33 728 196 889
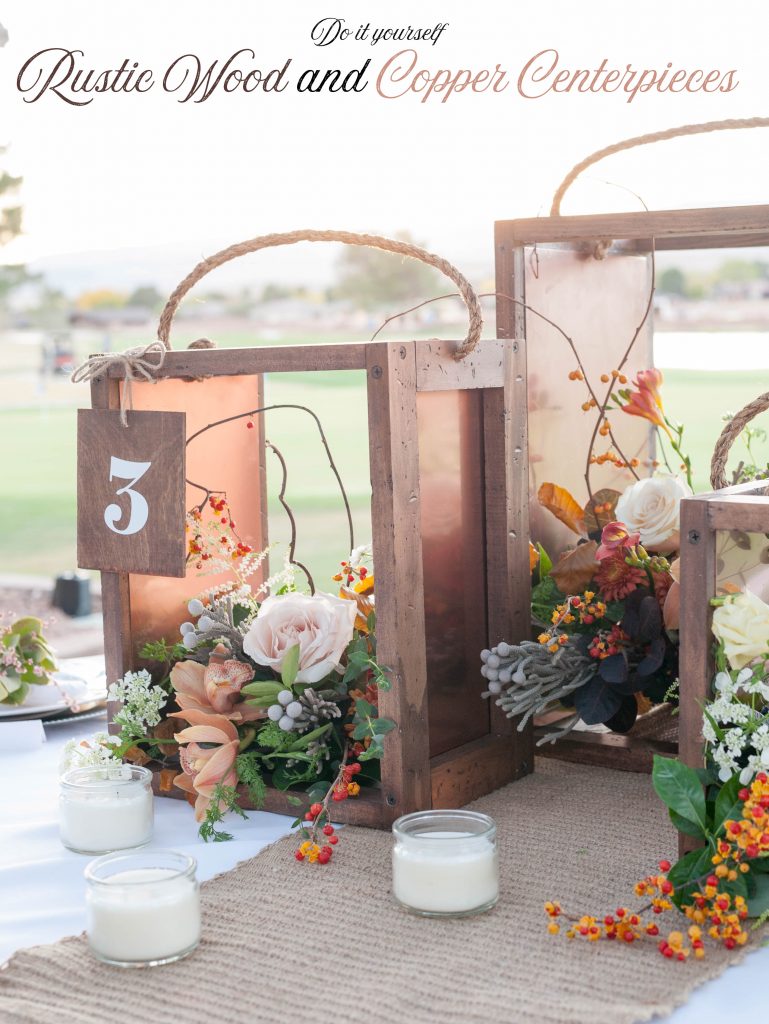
621 368 668 433
595 522 640 561
173 710 239 822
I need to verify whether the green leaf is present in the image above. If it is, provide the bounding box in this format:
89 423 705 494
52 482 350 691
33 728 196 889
702 705 726 744
358 736 386 760
286 723 332 752
713 775 744 837
652 755 708 833
354 697 378 719
668 845 714 908
537 543 552 578
668 809 707 838
281 644 301 688
285 794 302 806
748 875 769 919
242 680 283 707
306 781 328 803
371 718 396 736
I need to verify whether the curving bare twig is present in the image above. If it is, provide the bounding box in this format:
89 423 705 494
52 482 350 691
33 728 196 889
265 439 315 594
184 403 355 556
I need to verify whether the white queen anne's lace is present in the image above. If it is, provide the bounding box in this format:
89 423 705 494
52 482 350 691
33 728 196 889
107 669 167 732
703 658 769 783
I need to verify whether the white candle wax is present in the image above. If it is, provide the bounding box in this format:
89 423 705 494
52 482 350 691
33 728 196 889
86 867 201 965
392 831 499 914
60 768 153 854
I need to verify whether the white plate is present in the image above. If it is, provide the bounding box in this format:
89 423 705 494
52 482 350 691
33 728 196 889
0 658 107 720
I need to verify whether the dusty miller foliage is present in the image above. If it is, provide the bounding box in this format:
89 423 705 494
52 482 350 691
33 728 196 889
481 640 598 746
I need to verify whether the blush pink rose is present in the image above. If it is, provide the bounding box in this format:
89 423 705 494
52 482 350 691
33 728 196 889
243 592 357 684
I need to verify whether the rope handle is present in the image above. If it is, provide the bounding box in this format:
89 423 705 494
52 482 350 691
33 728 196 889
711 392 769 490
157 229 483 360
551 117 769 217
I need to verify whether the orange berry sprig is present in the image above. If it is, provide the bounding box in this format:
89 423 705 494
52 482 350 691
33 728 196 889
185 495 252 570
294 759 363 865
545 861 695 958
332 559 370 587
537 591 607 653
547 773 769 960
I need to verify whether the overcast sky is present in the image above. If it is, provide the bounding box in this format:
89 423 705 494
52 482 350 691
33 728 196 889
0 0 767 288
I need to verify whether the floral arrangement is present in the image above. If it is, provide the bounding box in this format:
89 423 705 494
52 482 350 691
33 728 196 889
544 584 769 957
0 616 57 705
482 368 690 742
108 504 392 855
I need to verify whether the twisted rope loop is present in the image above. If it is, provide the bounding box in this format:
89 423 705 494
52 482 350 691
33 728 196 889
70 341 166 426
711 392 769 490
551 116 769 217
157 229 483 360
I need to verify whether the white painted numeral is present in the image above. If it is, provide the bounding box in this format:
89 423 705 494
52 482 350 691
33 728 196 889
104 457 151 535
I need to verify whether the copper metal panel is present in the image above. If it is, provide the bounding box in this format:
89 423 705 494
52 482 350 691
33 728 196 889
716 529 769 601
417 389 489 757
127 376 267 651
524 247 654 554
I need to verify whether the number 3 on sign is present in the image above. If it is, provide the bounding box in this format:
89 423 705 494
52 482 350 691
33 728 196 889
104 457 151 535
77 408 186 576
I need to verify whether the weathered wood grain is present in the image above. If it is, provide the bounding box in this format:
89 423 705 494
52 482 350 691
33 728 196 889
497 204 769 250
366 341 432 818
415 338 506 391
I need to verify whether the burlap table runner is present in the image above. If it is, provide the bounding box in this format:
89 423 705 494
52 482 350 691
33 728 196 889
1 759 754 1024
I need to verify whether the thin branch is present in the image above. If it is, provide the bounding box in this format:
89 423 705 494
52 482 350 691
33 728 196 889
266 439 315 594
184 403 355 555
582 246 656 499
370 289 642 494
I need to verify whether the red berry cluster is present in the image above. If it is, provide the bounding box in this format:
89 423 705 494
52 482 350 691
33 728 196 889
332 761 362 801
293 761 362 865
333 560 369 587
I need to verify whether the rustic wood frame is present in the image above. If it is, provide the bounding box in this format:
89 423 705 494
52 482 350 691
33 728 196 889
93 336 532 827
495 204 769 772
678 480 769 772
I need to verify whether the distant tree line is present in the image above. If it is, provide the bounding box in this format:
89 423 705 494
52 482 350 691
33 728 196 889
658 260 769 299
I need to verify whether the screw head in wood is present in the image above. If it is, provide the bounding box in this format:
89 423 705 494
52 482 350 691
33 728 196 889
399 346 407 359
688 529 701 544
371 365 383 379
386 793 397 806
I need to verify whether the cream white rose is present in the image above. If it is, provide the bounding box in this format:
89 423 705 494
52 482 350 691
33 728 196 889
243 592 357 684
712 590 769 670
614 476 691 553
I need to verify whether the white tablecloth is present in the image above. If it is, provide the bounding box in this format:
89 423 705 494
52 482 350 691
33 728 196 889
2 712 767 1022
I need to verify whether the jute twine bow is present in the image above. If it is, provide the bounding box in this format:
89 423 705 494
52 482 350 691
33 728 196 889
711 392 769 490
70 341 166 426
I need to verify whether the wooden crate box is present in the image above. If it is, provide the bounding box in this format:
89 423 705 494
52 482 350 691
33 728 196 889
494 204 769 771
79 231 533 827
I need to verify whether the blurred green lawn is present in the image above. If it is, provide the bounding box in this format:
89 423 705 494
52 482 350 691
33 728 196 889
1 327 767 581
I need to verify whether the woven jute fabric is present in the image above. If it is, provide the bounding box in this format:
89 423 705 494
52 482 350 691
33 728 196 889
0 760 752 1024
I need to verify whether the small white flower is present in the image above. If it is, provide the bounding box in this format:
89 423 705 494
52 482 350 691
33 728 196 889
60 732 120 773
108 669 167 733
349 543 373 568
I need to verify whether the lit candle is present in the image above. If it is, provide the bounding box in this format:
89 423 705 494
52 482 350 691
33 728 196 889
85 850 201 966
59 765 153 854
392 810 499 916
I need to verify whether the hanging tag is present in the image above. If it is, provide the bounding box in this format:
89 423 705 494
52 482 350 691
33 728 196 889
77 409 187 577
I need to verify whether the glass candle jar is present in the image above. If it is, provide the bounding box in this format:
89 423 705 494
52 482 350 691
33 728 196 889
85 850 201 967
59 765 154 854
392 810 499 917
